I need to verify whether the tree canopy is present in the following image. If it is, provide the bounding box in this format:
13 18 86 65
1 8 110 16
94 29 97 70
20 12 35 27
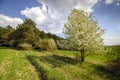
0 18 62 51
63 9 105 62
10 19 40 47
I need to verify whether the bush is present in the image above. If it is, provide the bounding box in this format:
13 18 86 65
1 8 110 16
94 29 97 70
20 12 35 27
35 39 57 52
17 43 32 50
44 39 57 52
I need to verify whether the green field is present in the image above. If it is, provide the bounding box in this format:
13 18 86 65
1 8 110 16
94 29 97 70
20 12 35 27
0 47 119 80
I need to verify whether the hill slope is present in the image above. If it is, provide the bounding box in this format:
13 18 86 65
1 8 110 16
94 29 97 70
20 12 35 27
0 47 119 80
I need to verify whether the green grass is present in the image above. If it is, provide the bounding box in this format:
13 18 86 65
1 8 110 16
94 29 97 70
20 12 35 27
0 47 120 80
0 47 39 80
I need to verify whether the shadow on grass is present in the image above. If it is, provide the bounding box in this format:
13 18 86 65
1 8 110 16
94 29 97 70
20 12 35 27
27 55 67 80
39 54 120 80
26 54 78 80
38 56 65 68
37 54 78 68
27 55 76 68
52 54 78 64
96 66 120 80
27 55 48 80
84 62 120 80
27 54 120 80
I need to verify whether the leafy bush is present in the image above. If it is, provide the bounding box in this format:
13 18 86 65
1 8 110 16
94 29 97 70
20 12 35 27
35 39 57 52
43 39 57 52
17 43 32 50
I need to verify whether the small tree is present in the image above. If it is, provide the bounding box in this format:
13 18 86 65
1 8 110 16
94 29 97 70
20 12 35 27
42 39 57 53
35 39 57 53
63 9 105 62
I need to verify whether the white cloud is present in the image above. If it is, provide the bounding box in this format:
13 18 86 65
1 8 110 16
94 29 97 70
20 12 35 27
105 0 120 6
0 14 23 28
105 0 113 4
103 36 120 45
21 7 47 24
115 0 120 6
38 0 99 33
38 0 98 12
21 6 63 33
21 0 99 34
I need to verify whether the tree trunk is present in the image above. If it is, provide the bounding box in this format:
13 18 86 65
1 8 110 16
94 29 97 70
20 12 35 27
80 48 85 62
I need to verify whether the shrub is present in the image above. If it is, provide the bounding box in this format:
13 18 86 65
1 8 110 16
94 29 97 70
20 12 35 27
17 43 32 50
35 39 57 52
42 39 57 52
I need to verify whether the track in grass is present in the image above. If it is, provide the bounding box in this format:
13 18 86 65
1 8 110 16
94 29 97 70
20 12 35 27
0 47 120 80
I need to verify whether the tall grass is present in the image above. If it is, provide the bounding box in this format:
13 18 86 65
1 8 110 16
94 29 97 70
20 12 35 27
0 46 120 80
0 47 39 80
27 55 67 80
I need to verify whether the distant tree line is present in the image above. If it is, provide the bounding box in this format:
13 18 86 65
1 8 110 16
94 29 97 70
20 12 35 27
0 19 64 51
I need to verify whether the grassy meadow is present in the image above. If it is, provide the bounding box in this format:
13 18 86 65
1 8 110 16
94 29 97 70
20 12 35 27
0 47 120 80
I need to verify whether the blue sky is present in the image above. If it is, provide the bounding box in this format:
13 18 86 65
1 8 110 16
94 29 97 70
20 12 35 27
0 0 41 19
0 0 120 45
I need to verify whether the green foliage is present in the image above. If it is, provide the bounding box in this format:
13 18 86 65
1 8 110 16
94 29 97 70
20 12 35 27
0 27 6 46
0 25 15 46
40 32 63 47
10 18 40 47
40 39 57 52
34 39 42 50
57 39 76 50
63 9 105 62
0 18 63 51
17 43 33 50
106 46 120 74
39 31 48 39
